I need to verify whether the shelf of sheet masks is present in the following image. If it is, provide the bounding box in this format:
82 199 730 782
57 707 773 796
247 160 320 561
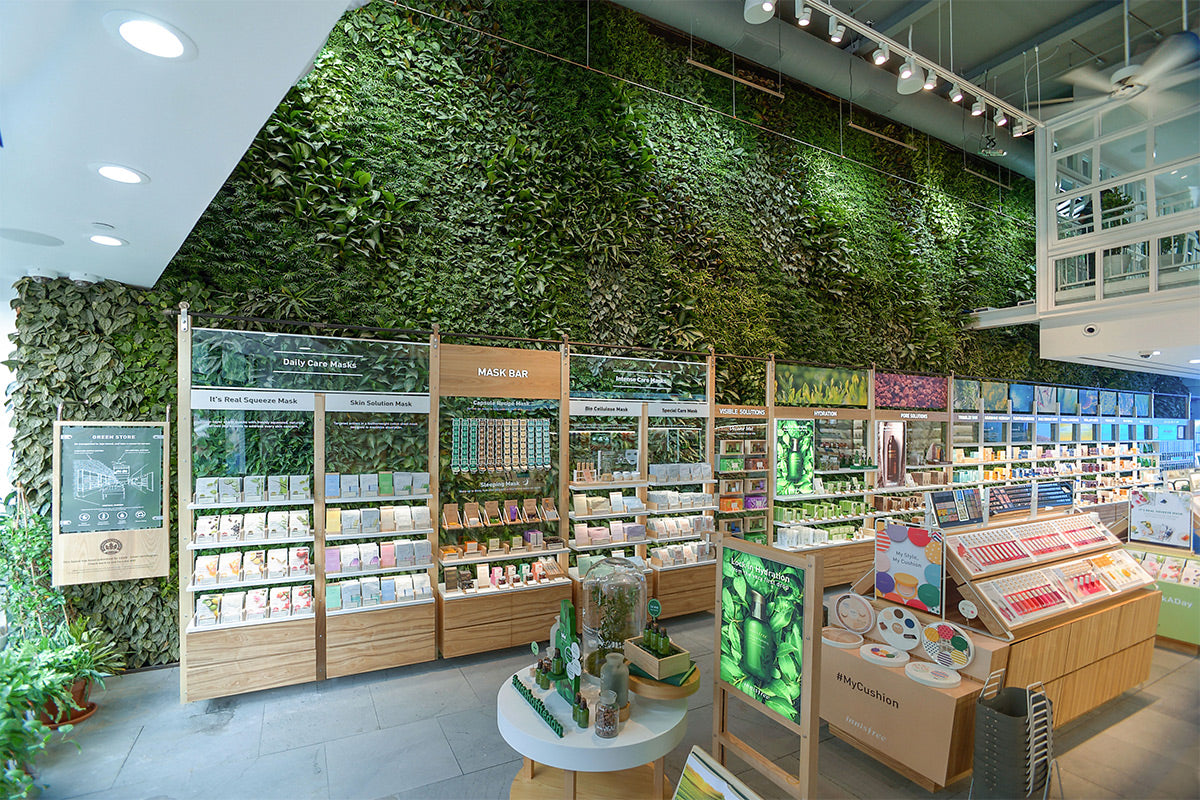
943 512 1155 637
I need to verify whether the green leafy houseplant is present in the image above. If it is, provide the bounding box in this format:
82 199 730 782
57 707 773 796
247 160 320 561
0 643 75 799
0 507 66 641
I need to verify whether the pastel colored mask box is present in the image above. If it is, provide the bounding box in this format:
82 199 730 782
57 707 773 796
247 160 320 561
875 523 944 614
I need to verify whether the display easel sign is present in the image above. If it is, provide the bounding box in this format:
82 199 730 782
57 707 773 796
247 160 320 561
52 420 170 585
1130 489 1193 549
714 537 821 799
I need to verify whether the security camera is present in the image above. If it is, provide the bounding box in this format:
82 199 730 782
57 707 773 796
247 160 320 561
1082 324 1099 337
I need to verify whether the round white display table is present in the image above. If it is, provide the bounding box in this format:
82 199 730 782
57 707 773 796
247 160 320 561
497 667 688 800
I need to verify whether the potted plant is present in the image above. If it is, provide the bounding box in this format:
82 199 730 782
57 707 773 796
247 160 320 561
0 643 74 799
33 620 124 728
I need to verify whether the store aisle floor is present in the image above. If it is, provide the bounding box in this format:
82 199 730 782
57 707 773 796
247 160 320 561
34 613 1200 800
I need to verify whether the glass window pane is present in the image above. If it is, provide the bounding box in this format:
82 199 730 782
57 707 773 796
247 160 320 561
1101 241 1149 298
1055 252 1096 305
1100 179 1147 229
1056 150 1093 191
1155 162 1199 217
1098 130 1147 181
1056 191 1095 238
1101 103 1149 136
1052 118 1094 152
1153 111 1199 165
1158 231 1200 290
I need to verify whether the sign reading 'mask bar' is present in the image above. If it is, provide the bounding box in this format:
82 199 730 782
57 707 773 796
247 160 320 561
439 344 561 399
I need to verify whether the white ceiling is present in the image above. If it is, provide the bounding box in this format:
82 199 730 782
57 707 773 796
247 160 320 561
0 0 347 288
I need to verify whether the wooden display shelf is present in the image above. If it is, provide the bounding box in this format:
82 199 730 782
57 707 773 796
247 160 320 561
326 600 436 679
184 616 316 703
437 580 572 658
652 560 716 618
440 547 568 566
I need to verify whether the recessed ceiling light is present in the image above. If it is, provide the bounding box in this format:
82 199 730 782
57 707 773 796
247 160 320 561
1189 358 1200 364
1151 350 1161 356
103 11 197 60
90 234 126 247
95 164 149 184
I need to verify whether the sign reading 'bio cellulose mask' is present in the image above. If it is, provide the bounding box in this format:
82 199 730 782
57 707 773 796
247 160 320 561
875 523 943 614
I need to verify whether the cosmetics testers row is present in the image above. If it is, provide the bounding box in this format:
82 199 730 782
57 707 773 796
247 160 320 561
451 417 552 473
444 556 568 593
195 585 313 627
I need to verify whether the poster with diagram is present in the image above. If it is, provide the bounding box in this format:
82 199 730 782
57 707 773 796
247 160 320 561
53 421 170 585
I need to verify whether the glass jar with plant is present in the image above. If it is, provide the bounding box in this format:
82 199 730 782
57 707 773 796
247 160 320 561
579 558 646 679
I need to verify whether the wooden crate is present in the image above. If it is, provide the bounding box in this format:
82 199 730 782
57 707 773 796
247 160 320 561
438 582 573 658
185 617 316 702
653 563 716 618
325 602 437 679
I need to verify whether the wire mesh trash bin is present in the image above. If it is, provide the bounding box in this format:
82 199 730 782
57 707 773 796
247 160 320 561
970 671 1062 800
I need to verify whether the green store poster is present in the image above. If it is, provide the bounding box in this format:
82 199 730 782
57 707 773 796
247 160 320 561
59 425 164 533
774 419 814 496
719 546 806 722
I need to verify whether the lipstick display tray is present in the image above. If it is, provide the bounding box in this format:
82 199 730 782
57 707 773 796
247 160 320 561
946 515 1121 580
974 550 1153 628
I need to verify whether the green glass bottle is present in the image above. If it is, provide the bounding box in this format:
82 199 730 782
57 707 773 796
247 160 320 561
741 590 776 683
787 438 803 484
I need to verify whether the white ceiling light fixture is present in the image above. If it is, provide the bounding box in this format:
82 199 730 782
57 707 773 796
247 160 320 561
949 83 964 103
796 5 812 26
994 109 1008 127
103 11 198 60
971 99 985 116
89 234 127 247
94 163 149 184
743 0 775 24
898 57 915 80
1012 119 1029 137
1189 358 1200 364
923 69 937 91
872 44 889 66
828 15 845 43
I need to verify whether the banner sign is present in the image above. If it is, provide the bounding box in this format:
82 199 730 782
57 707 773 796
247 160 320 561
53 421 170 585
192 328 429 394
775 364 868 408
775 419 814 496
569 354 706 402
569 399 641 417
719 542 808 723
874 372 947 410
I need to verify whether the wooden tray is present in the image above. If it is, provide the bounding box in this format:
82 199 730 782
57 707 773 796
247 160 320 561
628 666 700 700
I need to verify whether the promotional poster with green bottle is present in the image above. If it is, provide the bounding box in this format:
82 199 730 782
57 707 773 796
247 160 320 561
719 544 807 722
774 419 814 497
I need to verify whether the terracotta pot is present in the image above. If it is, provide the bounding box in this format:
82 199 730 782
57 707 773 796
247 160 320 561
38 679 97 728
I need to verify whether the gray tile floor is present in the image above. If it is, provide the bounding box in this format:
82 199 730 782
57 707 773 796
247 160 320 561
34 612 1199 800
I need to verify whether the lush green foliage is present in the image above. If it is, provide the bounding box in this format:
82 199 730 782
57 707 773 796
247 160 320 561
0 511 65 641
5 1 1185 664
0 644 75 799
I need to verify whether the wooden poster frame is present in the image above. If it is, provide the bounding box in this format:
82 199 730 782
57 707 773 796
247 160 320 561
52 418 171 585
713 536 822 799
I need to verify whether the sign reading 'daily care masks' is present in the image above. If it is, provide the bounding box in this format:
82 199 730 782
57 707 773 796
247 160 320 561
719 542 808 725
440 343 561 399
1130 490 1193 549
192 329 430 394
53 421 170 585
875 523 943 614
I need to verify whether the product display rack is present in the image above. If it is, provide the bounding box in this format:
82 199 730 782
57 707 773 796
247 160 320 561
177 315 439 701
713 403 771 545
943 511 1153 637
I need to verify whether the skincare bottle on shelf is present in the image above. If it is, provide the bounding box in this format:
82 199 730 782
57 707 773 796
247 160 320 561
787 439 803 484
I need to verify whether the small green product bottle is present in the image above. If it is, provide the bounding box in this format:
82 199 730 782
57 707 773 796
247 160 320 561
787 438 803 484
741 590 776 683
658 626 670 657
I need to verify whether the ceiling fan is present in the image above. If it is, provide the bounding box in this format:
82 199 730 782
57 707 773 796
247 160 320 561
1036 13 1199 119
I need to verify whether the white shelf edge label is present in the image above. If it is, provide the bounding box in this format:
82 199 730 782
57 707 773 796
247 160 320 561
192 389 315 411
569 399 641 417
648 401 709 418
325 393 431 414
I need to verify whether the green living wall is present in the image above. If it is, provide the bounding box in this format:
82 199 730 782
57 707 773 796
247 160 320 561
7 0 1186 666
